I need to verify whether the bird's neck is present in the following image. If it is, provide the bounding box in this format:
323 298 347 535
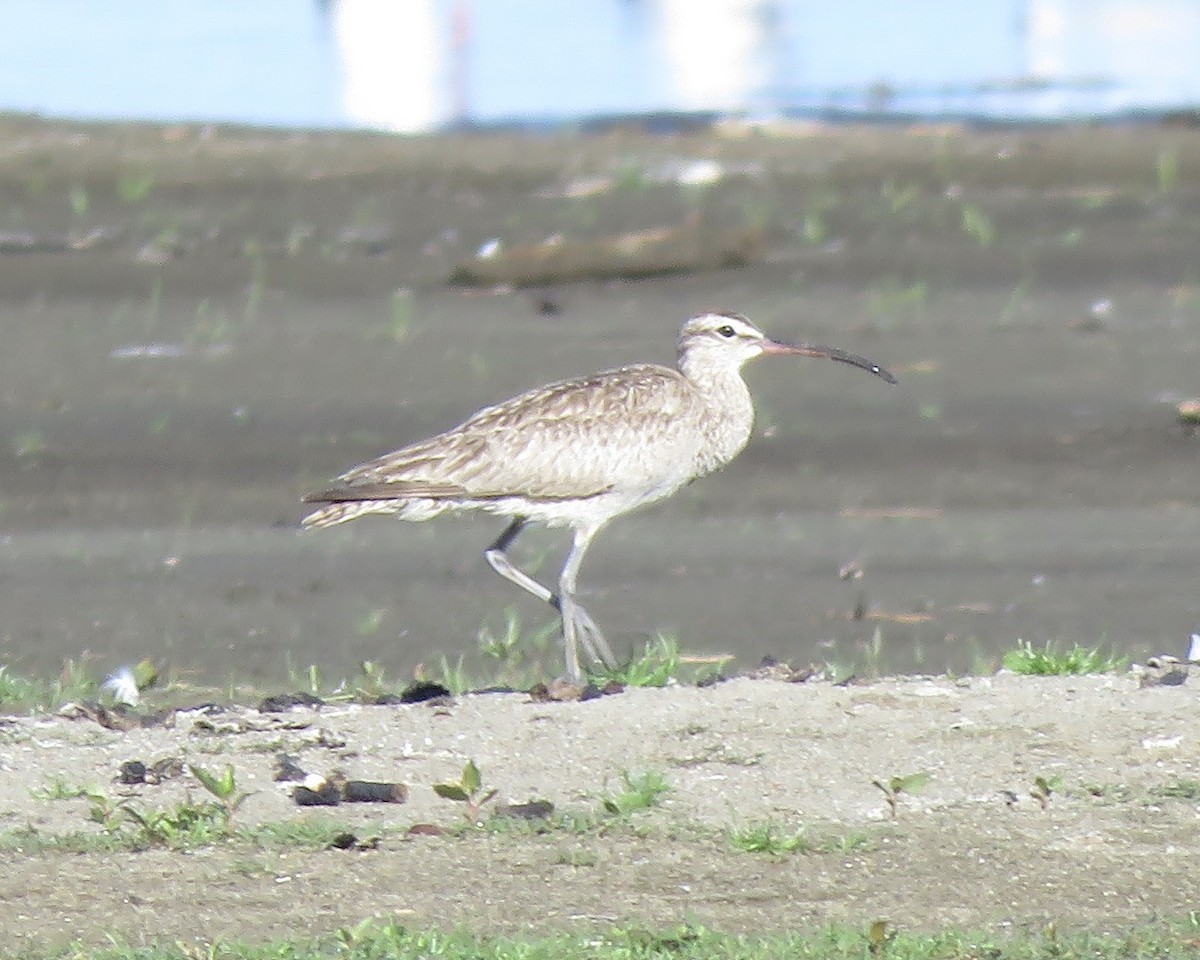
678 356 756 474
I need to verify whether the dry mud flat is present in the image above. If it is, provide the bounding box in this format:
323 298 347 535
1 673 1199 950
1 117 1200 681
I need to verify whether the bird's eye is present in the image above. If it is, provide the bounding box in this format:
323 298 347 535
717 324 736 338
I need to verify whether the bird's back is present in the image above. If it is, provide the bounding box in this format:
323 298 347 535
332 362 712 502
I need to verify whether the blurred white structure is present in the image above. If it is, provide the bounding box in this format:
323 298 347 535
654 0 779 113
322 0 1200 130
1025 0 1200 115
330 0 451 131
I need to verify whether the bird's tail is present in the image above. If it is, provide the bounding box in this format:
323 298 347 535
301 500 400 530
301 481 462 529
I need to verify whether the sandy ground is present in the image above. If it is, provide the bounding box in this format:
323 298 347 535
1 673 1199 951
0 115 1199 949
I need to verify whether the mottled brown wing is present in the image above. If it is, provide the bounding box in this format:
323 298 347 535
321 364 697 501
331 431 490 491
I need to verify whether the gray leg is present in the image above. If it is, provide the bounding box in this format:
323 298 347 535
484 519 553 604
556 523 620 679
556 526 593 682
483 519 616 677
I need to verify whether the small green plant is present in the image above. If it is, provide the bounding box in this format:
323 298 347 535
116 172 155 203
959 202 995 246
600 769 670 816
1030 774 1062 811
189 763 250 830
1002 639 1126 676
304 662 323 695
353 659 393 701
83 788 125 833
388 288 414 342
476 609 558 687
614 160 651 192
0 666 42 707
873 772 930 820
189 297 230 347
244 245 267 321
606 635 682 687
285 222 314 256
0 824 129 856
59 658 98 701
119 799 227 848
554 847 599 867
832 830 872 853
434 760 498 825
606 635 728 688
11 428 47 461
1157 147 1179 194
728 820 810 855
868 919 895 957
68 183 89 216
882 179 920 214
331 659 399 703
353 607 387 636
31 778 89 801
285 659 325 697
1079 781 1135 804
84 788 167 845
79 780 242 850
0 660 97 711
862 625 890 677
422 652 477 696
1156 778 1200 801
612 916 710 954
800 211 827 245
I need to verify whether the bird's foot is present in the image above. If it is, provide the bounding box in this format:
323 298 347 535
569 604 618 671
553 591 618 674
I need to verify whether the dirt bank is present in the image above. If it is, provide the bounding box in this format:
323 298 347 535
1 672 1199 951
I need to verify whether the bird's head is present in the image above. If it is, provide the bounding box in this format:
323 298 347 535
678 311 897 384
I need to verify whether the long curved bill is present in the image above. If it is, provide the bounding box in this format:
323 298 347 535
761 339 897 384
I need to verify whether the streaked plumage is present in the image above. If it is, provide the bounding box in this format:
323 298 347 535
303 311 896 681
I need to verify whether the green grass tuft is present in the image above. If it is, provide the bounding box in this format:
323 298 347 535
0 660 98 712
600 769 670 816
1002 639 1127 676
604 634 728 688
728 820 811 855
1155 778 1200 801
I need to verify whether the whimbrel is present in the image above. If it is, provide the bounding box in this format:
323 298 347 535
303 311 896 681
